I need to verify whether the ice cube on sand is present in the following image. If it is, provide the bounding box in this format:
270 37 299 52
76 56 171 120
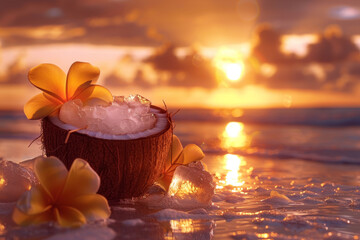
59 94 157 135
0 160 37 203
168 161 215 206
138 162 215 209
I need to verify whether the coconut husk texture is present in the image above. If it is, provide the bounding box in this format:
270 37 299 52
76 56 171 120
41 106 172 200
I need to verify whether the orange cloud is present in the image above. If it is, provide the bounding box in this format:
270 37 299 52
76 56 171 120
0 26 85 40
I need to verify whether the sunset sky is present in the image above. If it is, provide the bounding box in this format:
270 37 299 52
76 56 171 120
1 0 360 109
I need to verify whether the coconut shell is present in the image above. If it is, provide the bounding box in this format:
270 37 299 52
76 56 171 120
41 106 172 200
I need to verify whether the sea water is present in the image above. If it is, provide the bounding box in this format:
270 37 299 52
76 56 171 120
0 108 360 239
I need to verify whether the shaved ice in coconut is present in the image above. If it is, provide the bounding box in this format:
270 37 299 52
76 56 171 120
24 62 172 200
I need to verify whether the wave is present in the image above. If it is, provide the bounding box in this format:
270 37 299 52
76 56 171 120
203 147 360 165
1 109 360 165
171 108 360 126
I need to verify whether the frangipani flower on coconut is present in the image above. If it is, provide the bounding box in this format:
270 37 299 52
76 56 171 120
157 135 205 191
12 156 111 228
24 62 113 120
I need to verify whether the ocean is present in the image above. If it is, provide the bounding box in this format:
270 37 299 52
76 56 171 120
1 108 360 239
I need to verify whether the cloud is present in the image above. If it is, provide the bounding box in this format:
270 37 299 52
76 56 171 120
257 0 360 34
306 25 359 62
0 0 258 47
0 0 157 46
254 65 321 90
0 26 85 41
145 44 218 88
103 54 156 88
103 44 218 89
251 61 360 93
330 6 360 20
248 23 360 92
2 0 360 48
251 24 286 63
0 51 30 85
248 30 356 91
0 22 158 47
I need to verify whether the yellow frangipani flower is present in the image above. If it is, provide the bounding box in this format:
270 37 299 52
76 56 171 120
24 62 113 120
157 135 205 191
12 156 111 228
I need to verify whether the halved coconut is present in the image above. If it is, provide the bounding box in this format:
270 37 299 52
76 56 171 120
41 105 172 200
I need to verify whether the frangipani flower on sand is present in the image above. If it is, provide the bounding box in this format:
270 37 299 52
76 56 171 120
157 135 205 191
24 62 113 120
12 156 110 228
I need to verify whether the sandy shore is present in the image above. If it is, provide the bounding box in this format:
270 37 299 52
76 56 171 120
1 154 360 239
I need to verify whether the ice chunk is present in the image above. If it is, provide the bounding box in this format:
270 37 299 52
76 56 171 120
121 219 145 226
149 208 209 221
261 191 293 205
114 96 125 104
0 160 37 203
59 99 87 129
58 95 157 135
168 161 215 207
138 162 215 209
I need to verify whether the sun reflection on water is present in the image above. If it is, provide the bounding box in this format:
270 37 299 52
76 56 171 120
224 122 243 138
170 219 195 233
167 219 214 240
217 154 246 191
221 121 249 150
0 177 5 188
225 154 246 187
0 222 5 234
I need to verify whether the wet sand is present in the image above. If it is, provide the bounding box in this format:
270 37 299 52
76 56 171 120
1 154 360 240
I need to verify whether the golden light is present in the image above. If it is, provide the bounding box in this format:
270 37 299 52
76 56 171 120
0 223 4 233
221 122 248 149
260 63 277 77
223 62 245 81
224 122 243 138
283 95 293 108
256 233 270 238
224 154 245 187
214 47 245 82
169 178 200 198
281 34 319 57
170 219 195 233
0 177 5 188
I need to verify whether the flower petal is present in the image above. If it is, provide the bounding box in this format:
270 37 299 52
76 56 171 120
24 93 61 120
177 144 205 165
12 207 54 226
16 186 52 215
66 62 100 100
156 175 173 191
54 206 86 228
72 85 113 105
28 63 66 102
60 158 100 203
70 194 110 221
165 135 183 172
34 156 68 201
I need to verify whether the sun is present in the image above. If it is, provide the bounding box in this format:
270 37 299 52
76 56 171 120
214 47 245 82
222 62 245 81
224 121 244 138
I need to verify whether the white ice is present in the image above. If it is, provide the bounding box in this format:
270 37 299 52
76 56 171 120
140 161 216 209
168 161 215 206
59 94 157 135
0 160 38 203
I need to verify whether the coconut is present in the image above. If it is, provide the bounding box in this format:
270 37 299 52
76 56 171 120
41 99 172 201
